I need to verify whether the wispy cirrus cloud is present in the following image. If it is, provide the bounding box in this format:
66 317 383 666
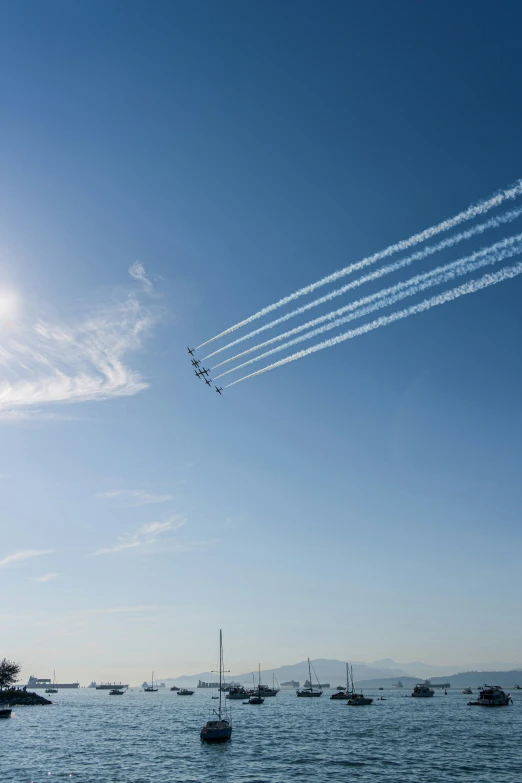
0 549 54 569
128 262 153 294
91 515 187 556
0 265 159 418
98 489 174 506
35 572 59 583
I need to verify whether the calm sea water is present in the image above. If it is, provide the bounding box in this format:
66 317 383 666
2 687 521 782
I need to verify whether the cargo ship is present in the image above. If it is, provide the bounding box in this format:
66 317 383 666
27 675 79 689
95 682 129 690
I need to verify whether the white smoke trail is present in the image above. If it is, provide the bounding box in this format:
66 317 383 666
198 178 522 349
203 204 522 360
225 260 522 387
213 234 522 376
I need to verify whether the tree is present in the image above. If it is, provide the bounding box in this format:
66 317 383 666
0 658 21 690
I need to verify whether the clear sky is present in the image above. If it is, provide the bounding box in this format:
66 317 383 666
1 0 522 684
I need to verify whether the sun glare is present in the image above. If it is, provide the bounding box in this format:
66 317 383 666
0 289 19 324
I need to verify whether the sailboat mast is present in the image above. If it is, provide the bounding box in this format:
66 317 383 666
308 657 312 689
219 629 222 718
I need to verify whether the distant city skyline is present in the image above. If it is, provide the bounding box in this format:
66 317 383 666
2 1 522 685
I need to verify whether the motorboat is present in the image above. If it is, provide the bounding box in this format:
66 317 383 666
468 685 512 707
412 682 435 697
109 689 124 695
348 694 373 706
0 708 12 718
144 672 158 692
225 686 248 700
392 680 404 688
200 630 232 743
513 683 521 690
297 658 323 697
461 687 473 695
177 688 194 696
170 685 180 691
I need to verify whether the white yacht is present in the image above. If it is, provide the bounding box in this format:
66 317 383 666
461 687 473 695
468 685 512 707
297 658 323 697
200 630 232 743
412 682 435 697
392 680 404 688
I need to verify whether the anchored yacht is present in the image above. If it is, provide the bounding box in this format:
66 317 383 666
200 630 232 743
412 682 435 698
296 658 323 697
468 685 512 707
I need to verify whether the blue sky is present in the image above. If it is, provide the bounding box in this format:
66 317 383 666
1 1 522 683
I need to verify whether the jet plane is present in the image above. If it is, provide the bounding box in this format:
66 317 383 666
215 386 223 395
187 347 195 356
199 367 210 377
195 369 206 379
205 377 212 386
191 358 200 368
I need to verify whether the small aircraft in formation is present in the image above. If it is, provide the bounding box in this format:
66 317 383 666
188 348 223 396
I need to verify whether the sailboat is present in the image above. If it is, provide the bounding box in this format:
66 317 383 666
247 664 264 704
200 630 232 742
144 672 158 692
45 671 58 694
347 665 373 705
330 663 352 700
296 658 323 697
258 673 279 697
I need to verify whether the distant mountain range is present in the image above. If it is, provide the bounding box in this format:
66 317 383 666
356 670 522 689
152 657 522 689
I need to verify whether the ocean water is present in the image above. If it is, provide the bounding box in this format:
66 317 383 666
1 687 521 783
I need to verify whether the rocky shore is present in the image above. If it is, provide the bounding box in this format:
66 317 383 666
0 689 52 706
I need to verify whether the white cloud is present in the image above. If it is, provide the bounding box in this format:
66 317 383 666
98 489 173 506
35 572 59 583
128 262 153 293
0 276 159 417
92 541 141 556
0 549 54 569
91 515 186 556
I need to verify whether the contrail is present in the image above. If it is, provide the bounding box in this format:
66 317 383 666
225 260 522 387
213 234 522 375
197 178 522 349
203 203 522 360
